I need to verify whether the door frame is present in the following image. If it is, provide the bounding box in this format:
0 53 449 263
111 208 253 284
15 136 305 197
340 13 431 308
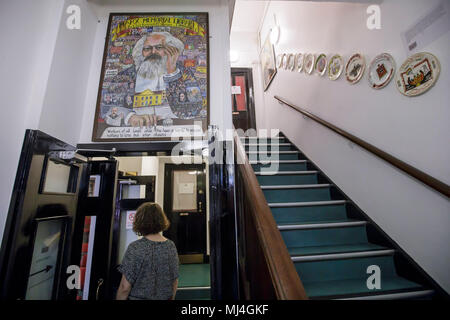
163 163 207 258
231 67 257 130
68 159 119 300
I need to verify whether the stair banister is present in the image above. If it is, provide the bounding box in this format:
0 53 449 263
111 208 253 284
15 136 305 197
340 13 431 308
234 133 308 300
274 95 450 198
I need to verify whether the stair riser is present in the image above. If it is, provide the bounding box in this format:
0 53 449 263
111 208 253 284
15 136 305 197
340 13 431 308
245 145 293 151
257 174 318 185
281 225 369 248
176 288 211 300
252 162 307 172
264 188 332 203
241 138 286 143
247 153 301 160
271 204 348 224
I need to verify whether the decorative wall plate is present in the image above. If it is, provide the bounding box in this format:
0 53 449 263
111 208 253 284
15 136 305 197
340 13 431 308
328 54 344 81
287 53 295 71
296 53 304 72
345 53 365 84
368 53 395 89
282 54 288 70
395 52 440 97
315 54 327 76
304 54 315 74
276 54 283 69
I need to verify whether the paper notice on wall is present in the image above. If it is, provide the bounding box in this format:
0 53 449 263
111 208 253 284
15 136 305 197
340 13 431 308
401 0 450 55
179 182 195 194
126 211 136 230
231 86 242 95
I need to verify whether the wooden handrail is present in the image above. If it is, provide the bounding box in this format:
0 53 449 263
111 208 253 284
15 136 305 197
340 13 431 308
274 95 450 198
234 133 308 300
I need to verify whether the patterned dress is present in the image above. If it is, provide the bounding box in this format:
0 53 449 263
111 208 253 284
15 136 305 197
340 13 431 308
118 238 179 300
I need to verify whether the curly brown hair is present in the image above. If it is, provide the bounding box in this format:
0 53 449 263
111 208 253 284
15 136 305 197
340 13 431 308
132 202 170 236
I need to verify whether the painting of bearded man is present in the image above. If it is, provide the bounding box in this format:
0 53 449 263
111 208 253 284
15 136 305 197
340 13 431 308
93 13 209 141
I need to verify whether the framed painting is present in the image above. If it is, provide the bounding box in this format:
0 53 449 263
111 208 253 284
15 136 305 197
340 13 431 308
92 13 209 141
260 34 277 91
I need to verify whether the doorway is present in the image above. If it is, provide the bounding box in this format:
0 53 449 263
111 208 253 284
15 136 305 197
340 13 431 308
0 130 212 300
163 164 207 260
231 67 256 131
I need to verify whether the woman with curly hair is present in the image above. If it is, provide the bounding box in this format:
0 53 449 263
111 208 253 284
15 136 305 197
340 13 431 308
116 203 179 300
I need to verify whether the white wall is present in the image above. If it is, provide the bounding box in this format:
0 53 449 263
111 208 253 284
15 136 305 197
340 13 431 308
78 0 233 143
0 0 64 242
38 0 98 145
230 0 268 129
230 30 267 129
117 156 143 175
256 0 450 292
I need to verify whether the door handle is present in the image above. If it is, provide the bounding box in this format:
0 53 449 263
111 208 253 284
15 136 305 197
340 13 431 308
96 278 104 300
179 212 189 216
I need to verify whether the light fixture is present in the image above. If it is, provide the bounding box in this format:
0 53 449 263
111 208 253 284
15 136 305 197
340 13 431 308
230 50 239 63
270 25 280 45
270 14 280 45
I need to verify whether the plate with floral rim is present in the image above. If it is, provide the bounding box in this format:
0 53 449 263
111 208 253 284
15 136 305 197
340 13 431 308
276 54 283 69
296 53 304 72
328 54 344 81
287 53 295 71
345 53 365 84
315 54 327 76
304 54 315 74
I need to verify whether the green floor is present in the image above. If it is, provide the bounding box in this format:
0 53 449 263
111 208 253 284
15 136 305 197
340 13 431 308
178 263 210 288
176 263 211 300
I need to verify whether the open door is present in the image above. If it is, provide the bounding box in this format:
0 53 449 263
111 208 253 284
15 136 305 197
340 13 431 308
0 130 82 299
70 160 118 300
231 68 256 131
0 130 118 300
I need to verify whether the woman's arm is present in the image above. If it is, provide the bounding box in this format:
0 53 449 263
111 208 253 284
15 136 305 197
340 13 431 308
116 274 132 300
171 278 179 300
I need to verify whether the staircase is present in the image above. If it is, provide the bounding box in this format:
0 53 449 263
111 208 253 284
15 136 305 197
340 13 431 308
241 133 437 300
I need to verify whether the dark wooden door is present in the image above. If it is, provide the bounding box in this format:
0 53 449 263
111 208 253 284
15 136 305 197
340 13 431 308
0 130 83 300
0 130 119 300
163 164 207 256
231 68 256 131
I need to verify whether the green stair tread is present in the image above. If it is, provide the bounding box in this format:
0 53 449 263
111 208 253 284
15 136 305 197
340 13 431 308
303 276 424 298
252 163 308 171
272 204 348 224
257 174 317 185
264 187 331 203
178 263 210 288
288 243 387 256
